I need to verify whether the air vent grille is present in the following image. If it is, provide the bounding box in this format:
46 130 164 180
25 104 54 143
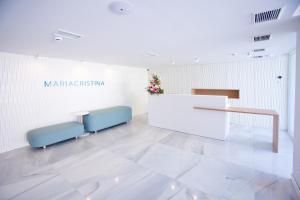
145 53 158 57
253 48 265 52
254 8 281 23
54 30 82 40
254 34 271 42
252 55 264 59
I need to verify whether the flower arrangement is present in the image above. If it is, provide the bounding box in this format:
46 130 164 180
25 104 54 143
147 74 164 95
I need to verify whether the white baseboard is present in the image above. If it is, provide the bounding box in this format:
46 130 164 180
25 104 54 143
291 174 300 199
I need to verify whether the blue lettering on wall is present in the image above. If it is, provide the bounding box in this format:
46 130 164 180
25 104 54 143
44 80 105 87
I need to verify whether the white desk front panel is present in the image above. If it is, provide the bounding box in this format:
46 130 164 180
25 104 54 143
148 94 229 140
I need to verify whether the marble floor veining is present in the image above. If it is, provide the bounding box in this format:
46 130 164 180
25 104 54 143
0 114 297 200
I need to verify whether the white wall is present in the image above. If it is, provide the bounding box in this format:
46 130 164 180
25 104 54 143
288 50 296 137
293 32 300 194
151 56 288 129
0 52 148 153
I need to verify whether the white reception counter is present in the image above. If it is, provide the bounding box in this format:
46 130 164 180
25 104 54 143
148 94 229 140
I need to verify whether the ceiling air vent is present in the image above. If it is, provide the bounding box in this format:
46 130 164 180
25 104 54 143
254 34 271 42
253 48 265 52
53 30 83 40
145 52 158 57
254 8 282 23
252 55 264 59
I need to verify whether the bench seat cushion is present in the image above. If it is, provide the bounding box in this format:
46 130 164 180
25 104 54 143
83 106 132 132
27 121 84 148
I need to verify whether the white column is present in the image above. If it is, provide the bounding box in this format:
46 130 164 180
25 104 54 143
293 31 300 195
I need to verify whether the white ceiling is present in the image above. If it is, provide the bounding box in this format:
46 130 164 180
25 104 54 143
0 0 299 68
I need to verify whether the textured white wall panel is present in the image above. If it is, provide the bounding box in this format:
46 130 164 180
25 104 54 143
0 52 148 153
151 56 288 129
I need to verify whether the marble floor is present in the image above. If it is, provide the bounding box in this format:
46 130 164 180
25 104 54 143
0 115 297 200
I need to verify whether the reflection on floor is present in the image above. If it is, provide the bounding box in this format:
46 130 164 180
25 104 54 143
0 114 297 200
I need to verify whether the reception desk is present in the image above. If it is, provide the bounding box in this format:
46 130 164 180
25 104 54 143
148 94 229 140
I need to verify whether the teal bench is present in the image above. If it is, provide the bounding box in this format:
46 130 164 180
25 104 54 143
27 122 84 148
83 106 132 132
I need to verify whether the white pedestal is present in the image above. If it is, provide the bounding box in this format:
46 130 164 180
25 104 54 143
74 111 90 137
148 94 229 140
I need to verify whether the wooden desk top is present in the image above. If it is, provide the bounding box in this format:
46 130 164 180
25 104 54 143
194 105 279 153
193 106 278 116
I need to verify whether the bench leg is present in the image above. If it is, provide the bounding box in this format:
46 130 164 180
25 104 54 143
272 115 279 153
43 146 46 149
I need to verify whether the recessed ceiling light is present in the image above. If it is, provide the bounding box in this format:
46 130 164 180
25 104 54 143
171 61 175 65
109 1 132 15
54 36 63 41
